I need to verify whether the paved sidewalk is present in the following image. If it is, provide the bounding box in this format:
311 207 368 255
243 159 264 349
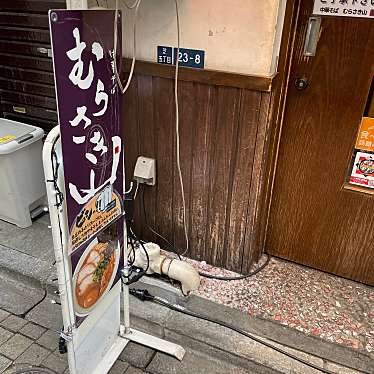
0 282 373 374
0 307 135 374
0 300 277 374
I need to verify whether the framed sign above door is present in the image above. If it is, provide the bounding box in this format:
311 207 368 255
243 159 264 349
313 0 374 18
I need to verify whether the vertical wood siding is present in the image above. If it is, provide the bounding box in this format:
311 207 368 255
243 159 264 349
123 74 271 273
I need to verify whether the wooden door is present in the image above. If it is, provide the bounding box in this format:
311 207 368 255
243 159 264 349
267 0 374 285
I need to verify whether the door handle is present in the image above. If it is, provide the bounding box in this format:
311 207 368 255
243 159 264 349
303 17 321 56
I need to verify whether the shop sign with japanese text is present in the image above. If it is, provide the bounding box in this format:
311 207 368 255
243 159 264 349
50 10 123 322
355 117 374 152
313 0 374 18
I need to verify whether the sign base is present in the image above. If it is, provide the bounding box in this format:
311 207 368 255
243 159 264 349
119 326 185 361
91 336 129 374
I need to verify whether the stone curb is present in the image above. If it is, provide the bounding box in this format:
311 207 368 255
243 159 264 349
0 245 57 294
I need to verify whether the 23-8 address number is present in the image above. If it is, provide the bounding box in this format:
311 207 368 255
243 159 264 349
177 51 201 65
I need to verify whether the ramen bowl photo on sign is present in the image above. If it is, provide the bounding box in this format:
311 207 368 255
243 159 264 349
72 238 120 316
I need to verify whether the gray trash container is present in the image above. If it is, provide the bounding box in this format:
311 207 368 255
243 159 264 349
0 118 46 228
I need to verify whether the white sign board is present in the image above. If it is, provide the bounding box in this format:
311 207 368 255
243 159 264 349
313 0 374 18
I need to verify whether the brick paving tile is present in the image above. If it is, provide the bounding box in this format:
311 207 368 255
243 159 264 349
37 330 59 352
0 315 27 333
0 311 10 323
108 360 130 374
0 354 11 372
3 363 34 374
0 327 13 346
0 334 33 360
42 352 68 374
19 322 46 340
125 366 145 374
15 343 50 365
119 342 155 369
53 349 68 364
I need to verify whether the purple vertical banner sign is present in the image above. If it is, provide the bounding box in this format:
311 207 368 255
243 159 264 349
50 10 123 323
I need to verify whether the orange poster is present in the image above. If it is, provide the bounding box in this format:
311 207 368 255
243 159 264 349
355 117 374 153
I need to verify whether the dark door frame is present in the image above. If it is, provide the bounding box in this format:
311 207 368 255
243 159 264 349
258 0 301 256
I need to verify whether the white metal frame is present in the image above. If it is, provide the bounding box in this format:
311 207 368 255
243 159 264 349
43 126 185 374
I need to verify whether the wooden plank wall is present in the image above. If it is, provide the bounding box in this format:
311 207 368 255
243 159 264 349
123 66 273 273
0 0 65 132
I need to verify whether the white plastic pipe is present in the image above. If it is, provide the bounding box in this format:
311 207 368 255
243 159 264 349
133 243 200 295
162 257 200 295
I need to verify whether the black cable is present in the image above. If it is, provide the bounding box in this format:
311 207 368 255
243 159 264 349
126 235 136 276
19 288 48 318
120 225 151 285
130 289 363 374
141 187 182 260
127 235 136 266
141 187 270 281
47 135 66 275
129 226 150 273
49 145 64 209
199 253 271 281
154 298 335 374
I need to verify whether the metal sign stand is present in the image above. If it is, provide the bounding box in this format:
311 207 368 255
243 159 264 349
120 221 185 361
44 10 184 372
43 127 184 374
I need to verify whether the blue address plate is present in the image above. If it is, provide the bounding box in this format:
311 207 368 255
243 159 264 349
173 47 205 69
157 45 205 69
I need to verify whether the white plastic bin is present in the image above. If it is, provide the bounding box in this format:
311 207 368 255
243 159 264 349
0 118 46 228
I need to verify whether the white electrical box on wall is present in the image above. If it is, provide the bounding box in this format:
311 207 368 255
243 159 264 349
134 156 156 185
